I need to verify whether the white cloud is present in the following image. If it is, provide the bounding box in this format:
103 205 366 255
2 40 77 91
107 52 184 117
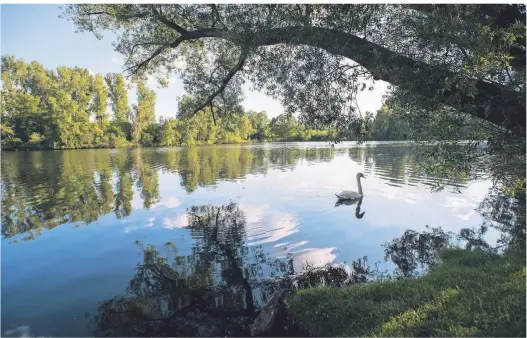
146 217 156 227
441 196 478 221
288 247 339 271
247 210 299 246
163 214 189 229
124 217 156 232
2 325 40 338
239 204 269 224
111 56 123 64
155 196 181 209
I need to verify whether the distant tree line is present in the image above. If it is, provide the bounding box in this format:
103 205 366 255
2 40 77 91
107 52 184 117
0 56 342 150
1 56 486 150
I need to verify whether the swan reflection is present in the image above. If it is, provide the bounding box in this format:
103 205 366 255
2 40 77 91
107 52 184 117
335 197 366 219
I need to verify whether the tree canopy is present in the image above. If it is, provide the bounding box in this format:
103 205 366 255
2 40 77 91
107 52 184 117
61 4 525 138
1 56 137 149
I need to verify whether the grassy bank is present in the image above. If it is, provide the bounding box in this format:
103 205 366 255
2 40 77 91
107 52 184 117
289 249 525 337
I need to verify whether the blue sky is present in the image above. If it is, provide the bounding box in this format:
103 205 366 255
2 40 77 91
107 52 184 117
1 4 387 120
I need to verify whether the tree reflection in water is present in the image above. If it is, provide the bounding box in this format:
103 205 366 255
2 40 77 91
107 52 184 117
1 145 341 242
2 144 481 242
90 202 375 337
90 201 488 336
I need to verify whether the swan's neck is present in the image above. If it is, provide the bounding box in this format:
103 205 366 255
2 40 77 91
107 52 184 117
357 176 363 196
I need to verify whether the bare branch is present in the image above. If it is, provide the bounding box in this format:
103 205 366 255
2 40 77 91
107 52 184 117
124 45 169 75
210 102 217 125
124 42 170 68
190 50 248 117
122 28 227 77
208 65 220 84
124 37 185 75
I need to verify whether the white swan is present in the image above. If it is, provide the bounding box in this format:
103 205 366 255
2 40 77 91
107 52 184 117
335 172 365 200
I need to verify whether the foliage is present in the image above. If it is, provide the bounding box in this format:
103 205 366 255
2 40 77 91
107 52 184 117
246 111 271 141
290 248 526 337
91 73 110 130
477 185 526 255
1 56 139 149
382 224 494 277
382 226 455 276
104 73 130 125
131 80 156 145
61 4 524 139
2 56 341 150
290 218 525 337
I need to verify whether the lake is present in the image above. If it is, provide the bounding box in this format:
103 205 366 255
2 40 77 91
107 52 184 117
1 142 498 336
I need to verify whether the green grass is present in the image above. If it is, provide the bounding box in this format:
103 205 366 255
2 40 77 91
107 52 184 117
289 249 526 337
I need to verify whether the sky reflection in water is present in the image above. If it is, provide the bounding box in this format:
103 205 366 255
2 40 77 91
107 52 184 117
1 142 496 336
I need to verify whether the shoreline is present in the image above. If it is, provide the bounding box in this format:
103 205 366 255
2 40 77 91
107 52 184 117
0 139 415 152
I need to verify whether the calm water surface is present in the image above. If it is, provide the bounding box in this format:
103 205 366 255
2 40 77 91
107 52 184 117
1 142 497 336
